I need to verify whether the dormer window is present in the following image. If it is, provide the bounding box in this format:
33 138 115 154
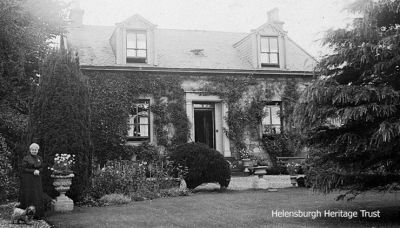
260 36 279 67
126 31 147 63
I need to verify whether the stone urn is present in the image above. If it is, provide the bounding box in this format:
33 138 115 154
290 175 297 187
51 173 74 212
242 158 252 173
253 166 268 178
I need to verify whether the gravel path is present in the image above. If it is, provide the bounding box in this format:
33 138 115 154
0 202 51 228
0 218 51 228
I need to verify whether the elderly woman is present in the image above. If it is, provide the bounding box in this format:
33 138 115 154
19 143 44 219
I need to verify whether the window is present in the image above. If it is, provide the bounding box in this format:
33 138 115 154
261 102 282 135
260 36 279 67
128 100 150 141
126 31 147 63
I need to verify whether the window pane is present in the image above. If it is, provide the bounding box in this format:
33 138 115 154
270 38 278 52
260 53 269 64
270 106 281 124
127 33 136 48
262 104 281 135
137 50 147 58
139 124 149 136
137 33 146 48
260 37 269 52
127 49 136 57
270 53 278 64
128 100 150 139
262 107 271 125
128 115 135 136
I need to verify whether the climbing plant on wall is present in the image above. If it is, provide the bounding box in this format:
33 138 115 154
201 75 277 158
202 75 303 162
86 71 190 165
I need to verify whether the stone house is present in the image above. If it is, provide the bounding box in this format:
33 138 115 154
64 6 317 163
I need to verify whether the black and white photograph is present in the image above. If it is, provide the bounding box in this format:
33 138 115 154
1 0 400 227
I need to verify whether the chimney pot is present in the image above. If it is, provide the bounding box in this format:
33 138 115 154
267 8 280 22
69 0 84 26
267 8 284 29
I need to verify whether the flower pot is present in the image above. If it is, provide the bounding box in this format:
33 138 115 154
51 173 74 212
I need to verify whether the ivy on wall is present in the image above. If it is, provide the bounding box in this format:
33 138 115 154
86 69 305 166
85 71 190 165
201 75 274 158
202 75 303 162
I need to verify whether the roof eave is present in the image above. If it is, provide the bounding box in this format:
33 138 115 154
80 65 314 77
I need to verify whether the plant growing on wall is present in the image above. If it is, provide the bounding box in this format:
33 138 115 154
87 71 190 165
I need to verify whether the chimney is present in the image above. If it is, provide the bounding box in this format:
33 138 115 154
267 8 284 29
69 0 84 26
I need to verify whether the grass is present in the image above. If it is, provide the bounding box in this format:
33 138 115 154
45 188 400 228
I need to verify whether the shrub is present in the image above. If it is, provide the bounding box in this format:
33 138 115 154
128 143 160 162
90 160 139 199
0 134 19 203
99 194 131 206
169 143 231 189
86 159 188 205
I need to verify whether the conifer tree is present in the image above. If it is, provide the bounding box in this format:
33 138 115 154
29 50 92 201
295 0 400 199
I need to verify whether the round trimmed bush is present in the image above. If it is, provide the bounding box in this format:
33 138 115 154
170 143 231 189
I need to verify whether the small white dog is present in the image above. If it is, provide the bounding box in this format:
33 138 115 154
11 203 36 225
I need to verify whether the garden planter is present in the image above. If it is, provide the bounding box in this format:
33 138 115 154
290 175 297 187
253 166 267 177
51 173 74 212
242 158 252 172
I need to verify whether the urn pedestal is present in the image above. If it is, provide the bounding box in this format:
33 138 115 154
253 166 268 177
242 158 252 173
290 175 297 187
51 173 74 212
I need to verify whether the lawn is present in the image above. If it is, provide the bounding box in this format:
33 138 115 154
46 188 400 228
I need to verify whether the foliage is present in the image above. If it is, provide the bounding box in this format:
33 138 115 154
261 134 296 166
202 75 262 157
28 50 92 201
90 161 139 199
252 153 269 166
129 142 160 162
99 193 131 206
89 160 181 202
86 71 190 166
159 188 191 198
50 153 76 174
0 134 19 203
295 0 400 199
286 162 302 175
0 0 66 171
169 143 231 189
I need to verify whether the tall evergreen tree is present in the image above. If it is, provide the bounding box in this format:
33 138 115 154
29 50 92 201
0 0 66 169
295 0 400 199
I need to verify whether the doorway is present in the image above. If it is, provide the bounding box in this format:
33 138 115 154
194 103 215 148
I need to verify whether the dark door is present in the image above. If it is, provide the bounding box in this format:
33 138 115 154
194 104 215 148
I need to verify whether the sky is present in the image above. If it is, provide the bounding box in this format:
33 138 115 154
72 0 355 59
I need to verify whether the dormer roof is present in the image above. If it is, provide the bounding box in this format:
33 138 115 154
116 14 156 29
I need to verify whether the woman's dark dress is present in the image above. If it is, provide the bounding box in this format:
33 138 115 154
19 154 44 218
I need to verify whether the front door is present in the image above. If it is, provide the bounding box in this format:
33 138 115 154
194 103 215 148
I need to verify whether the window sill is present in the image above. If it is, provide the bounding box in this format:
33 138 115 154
261 64 280 68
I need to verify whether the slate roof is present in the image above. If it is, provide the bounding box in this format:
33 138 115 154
66 25 252 69
66 22 316 72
